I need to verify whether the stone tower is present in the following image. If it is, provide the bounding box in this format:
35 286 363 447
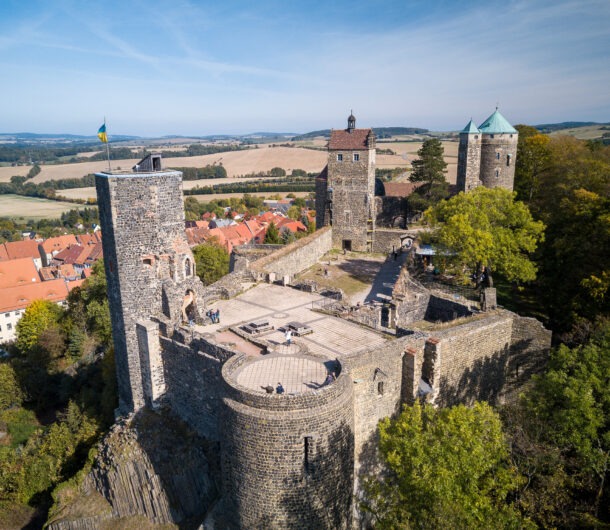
95 155 205 414
456 119 482 192
316 113 376 252
456 109 518 193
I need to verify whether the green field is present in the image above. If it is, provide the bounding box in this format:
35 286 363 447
0 194 87 220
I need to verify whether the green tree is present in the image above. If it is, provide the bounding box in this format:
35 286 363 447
0 363 23 410
286 205 301 220
514 125 551 205
527 136 610 334
424 187 544 286
408 138 450 213
192 240 230 285
362 401 526 529
15 300 63 353
409 138 448 193
504 325 610 525
264 222 281 244
269 167 286 177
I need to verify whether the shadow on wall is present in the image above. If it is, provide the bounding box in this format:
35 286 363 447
437 337 546 407
278 421 355 530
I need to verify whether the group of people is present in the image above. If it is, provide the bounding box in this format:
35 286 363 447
206 308 221 324
262 383 285 395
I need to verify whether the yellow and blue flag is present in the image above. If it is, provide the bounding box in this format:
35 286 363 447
97 123 108 143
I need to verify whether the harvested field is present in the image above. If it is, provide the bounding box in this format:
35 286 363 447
1 140 458 188
0 195 83 220
57 187 311 203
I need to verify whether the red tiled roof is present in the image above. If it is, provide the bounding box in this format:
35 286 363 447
77 232 102 246
39 267 56 281
383 182 424 197
67 279 85 292
84 242 103 263
0 245 8 261
40 234 78 254
0 278 69 313
0 258 40 289
328 129 372 150
82 268 93 278
53 245 85 265
277 219 307 233
5 239 40 260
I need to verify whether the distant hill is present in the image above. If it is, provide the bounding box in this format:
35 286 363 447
0 132 140 144
292 127 429 141
533 121 609 133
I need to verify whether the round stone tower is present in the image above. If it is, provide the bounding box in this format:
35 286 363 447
220 354 355 529
478 109 518 191
456 119 482 193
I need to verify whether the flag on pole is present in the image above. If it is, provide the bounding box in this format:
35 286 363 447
97 123 108 143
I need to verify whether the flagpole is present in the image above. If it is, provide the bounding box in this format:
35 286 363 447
104 117 111 172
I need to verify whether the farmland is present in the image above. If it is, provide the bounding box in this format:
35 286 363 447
0 194 82 220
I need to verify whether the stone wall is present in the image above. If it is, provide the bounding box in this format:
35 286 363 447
371 228 406 254
505 315 552 399
374 196 407 228
220 354 355 529
425 294 473 322
230 244 282 272
393 268 430 327
414 311 517 406
160 332 239 441
250 226 332 279
344 338 410 479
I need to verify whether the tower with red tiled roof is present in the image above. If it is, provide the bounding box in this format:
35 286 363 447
316 113 376 252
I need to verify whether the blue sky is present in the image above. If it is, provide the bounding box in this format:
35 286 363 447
1 0 609 136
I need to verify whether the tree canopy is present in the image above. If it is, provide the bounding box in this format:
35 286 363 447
362 401 526 529
503 323 610 526
192 240 230 285
424 187 544 284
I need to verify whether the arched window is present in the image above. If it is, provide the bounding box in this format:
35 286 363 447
185 258 192 277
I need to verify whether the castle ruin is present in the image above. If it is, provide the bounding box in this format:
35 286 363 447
50 114 548 529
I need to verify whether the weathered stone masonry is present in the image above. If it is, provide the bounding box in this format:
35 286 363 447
84 144 551 530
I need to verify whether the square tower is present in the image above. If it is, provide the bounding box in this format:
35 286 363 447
95 155 205 413
317 113 376 252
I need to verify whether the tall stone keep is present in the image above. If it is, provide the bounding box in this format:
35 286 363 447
95 155 205 414
457 109 518 193
316 113 376 252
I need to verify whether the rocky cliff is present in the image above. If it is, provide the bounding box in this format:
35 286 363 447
47 409 219 530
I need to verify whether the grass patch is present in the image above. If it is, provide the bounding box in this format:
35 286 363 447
1 407 40 447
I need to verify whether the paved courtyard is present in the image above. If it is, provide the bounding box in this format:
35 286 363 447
194 284 389 395
195 283 388 359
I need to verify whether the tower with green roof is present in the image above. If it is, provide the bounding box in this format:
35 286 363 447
456 109 518 193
